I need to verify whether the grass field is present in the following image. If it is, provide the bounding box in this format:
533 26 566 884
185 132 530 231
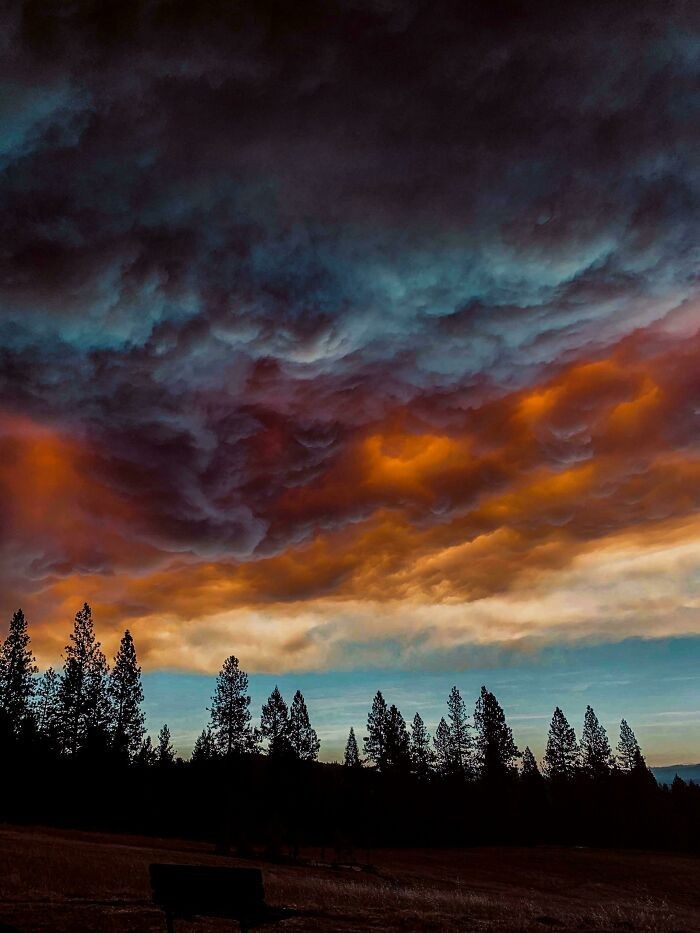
0 826 699 931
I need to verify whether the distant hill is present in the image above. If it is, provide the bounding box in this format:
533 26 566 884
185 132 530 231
652 764 700 785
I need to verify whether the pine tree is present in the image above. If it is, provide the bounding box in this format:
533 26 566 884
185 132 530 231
544 707 579 779
156 723 176 766
521 746 541 779
580 705 613 777
446 686 473 779
108 630 145 760
344 727 361 767
617 719 647 772
191 726 216 763
384 704 410 772
260 686 290 757
0 609 38 730
209 656 256 756
57 604 110 756
135 734 157 766
363 690 389 771
433 717 452 776
672 773 686 796
288 690 320 761
409 712 434 780
35 667 60 739
473 686 520 781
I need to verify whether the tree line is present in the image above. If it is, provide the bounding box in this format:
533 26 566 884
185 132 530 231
0 606 321 767
345 685 649 784
1 605 649 782
2 605 700 854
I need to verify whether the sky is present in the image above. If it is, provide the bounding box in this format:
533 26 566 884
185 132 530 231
1 0 699 764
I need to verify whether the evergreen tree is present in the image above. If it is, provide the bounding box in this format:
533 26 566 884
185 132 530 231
209 655 256 756
108 630 145 760
34 666 60 739
288 690 320 761
671 773 686 796
384 703 410 772
433 717 452 776
57 604 110 756
580 705 613 777
343 727 361 767
135 734 157 766
446 685 474 779
409 712 434 780
363 690 389 771
521 746 541 778
156 723 176 766
544 707 579 779
191 726 216 763
0 609 37 730
473 686 520 781
260 686 290 757
617 719 647 772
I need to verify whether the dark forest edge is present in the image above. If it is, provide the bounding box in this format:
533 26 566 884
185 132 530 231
2 605 700 854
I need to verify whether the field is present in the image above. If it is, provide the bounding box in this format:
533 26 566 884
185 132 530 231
0 826 699 931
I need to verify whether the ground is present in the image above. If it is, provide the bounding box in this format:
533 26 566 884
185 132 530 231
0 826 699 931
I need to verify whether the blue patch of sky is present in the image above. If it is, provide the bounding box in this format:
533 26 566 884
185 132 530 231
142 635 700 767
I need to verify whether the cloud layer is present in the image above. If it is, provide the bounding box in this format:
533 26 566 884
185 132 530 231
1 0 699 669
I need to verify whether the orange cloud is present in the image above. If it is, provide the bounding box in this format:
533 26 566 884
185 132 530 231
3 328 700 671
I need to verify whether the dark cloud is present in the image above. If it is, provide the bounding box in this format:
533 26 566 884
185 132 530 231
0 0 699 649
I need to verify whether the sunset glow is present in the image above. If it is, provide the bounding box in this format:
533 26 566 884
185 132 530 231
2 0 699 763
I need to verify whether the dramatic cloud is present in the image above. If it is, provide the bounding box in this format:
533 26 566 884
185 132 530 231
1 0 698 670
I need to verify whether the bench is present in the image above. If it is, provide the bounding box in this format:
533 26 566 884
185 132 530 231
149 863 291 932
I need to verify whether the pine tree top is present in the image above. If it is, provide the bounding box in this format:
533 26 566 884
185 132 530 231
344 726 362 767
0 608 38 726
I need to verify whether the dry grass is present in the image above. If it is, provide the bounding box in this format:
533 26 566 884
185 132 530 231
0 826 698 931
269 874 680 931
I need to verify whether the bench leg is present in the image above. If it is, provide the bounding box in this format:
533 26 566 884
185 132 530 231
165 911 175 933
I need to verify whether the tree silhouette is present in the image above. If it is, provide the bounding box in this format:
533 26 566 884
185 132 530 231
384 704 410 773
157 724 176 766
288 690 320 761
473 686 520 781
364 690 389 771
34 666 60 741
57 604 110 756
409 712 434 780
433 716 452 776
108 630 145 760
343 727 362 767
260 686 290 757
209 655 256 756
135 734 157 766
520 745 546 844
580 705 613 777
191 726 216 763
446 686 473 779
544 707 579 779
617 718 647 772
0 609 37 732
521 746 541 779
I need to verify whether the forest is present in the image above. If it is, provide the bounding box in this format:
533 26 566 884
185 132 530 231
2 605 700 854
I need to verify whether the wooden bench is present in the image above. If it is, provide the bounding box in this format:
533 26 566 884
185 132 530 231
149 863 291 932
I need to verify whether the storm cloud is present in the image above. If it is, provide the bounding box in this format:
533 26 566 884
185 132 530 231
1 0 699 668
